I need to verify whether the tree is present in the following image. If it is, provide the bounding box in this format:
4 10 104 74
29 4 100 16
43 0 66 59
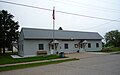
0 10 19 54
105 30 120 47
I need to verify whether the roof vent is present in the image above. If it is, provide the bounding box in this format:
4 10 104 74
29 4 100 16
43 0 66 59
58 27 63 30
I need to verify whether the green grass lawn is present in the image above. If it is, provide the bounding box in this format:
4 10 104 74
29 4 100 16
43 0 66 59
101 47 120 52
0 52 61 65
110 47 120 52
0 58 78 72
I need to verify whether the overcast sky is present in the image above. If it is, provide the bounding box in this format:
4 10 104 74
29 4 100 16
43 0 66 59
0 0 120 37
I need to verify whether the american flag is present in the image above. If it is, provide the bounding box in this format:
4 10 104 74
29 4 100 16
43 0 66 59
52 6 55 20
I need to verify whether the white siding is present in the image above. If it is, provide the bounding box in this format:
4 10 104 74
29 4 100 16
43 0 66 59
22 39 102 57
18 31 24 41
57 40 80 53
18 40 24 56
23 40 50 56
85 40 102 51
23 40 80 56
18 31 24 56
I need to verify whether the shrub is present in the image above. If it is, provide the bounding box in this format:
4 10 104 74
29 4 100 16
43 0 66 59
101 47 112 52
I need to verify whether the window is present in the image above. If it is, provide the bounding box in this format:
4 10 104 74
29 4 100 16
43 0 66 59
38 44 44 50
64 43 68 49
18 45 20 51
88 43 91 48
74 44 78 48
96 43 99 48
51 44 54 49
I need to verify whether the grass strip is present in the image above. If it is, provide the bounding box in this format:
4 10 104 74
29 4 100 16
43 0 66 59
0 54 61 65
0 58 79 72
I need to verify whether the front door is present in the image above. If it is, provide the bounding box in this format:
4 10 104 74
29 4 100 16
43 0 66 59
80 44 85 52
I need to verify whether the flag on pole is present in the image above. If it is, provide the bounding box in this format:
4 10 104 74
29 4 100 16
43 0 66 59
52 6 55 20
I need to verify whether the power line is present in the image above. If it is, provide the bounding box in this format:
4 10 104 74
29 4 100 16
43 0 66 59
95 0 120 6
56 10 120 22
0 0 53 11
0 0 120 22
51 0 120 13
83 22 113 30
65 0 120 12
83 18 120 30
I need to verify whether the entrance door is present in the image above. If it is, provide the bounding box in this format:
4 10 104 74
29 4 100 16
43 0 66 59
80 44 85 52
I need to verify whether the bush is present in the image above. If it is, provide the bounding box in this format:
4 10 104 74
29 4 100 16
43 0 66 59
110 47 120 52
101 47 112 52
101 47 120 52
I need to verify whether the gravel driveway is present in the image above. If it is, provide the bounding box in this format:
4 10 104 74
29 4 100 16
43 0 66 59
65 52 109 59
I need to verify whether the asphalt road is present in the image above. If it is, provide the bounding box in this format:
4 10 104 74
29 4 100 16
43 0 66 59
0 54 120 75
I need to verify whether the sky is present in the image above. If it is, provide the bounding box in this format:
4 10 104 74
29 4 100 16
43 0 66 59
0 0 120 37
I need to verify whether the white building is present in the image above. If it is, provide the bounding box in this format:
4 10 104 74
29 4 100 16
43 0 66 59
18 28 103 57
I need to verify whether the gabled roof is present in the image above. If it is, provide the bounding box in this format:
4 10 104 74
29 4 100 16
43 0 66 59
21 28 103 40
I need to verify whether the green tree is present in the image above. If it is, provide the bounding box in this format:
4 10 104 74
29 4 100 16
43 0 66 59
105 30 120 47
0 10 19 54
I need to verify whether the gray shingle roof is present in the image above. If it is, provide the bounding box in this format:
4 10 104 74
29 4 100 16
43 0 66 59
22 28 103 40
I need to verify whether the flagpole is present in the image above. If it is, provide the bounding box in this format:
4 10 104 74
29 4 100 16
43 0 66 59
53 6 55 50
53 17 55 42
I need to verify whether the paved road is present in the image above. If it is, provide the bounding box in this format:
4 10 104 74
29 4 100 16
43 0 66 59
0 54 120 75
